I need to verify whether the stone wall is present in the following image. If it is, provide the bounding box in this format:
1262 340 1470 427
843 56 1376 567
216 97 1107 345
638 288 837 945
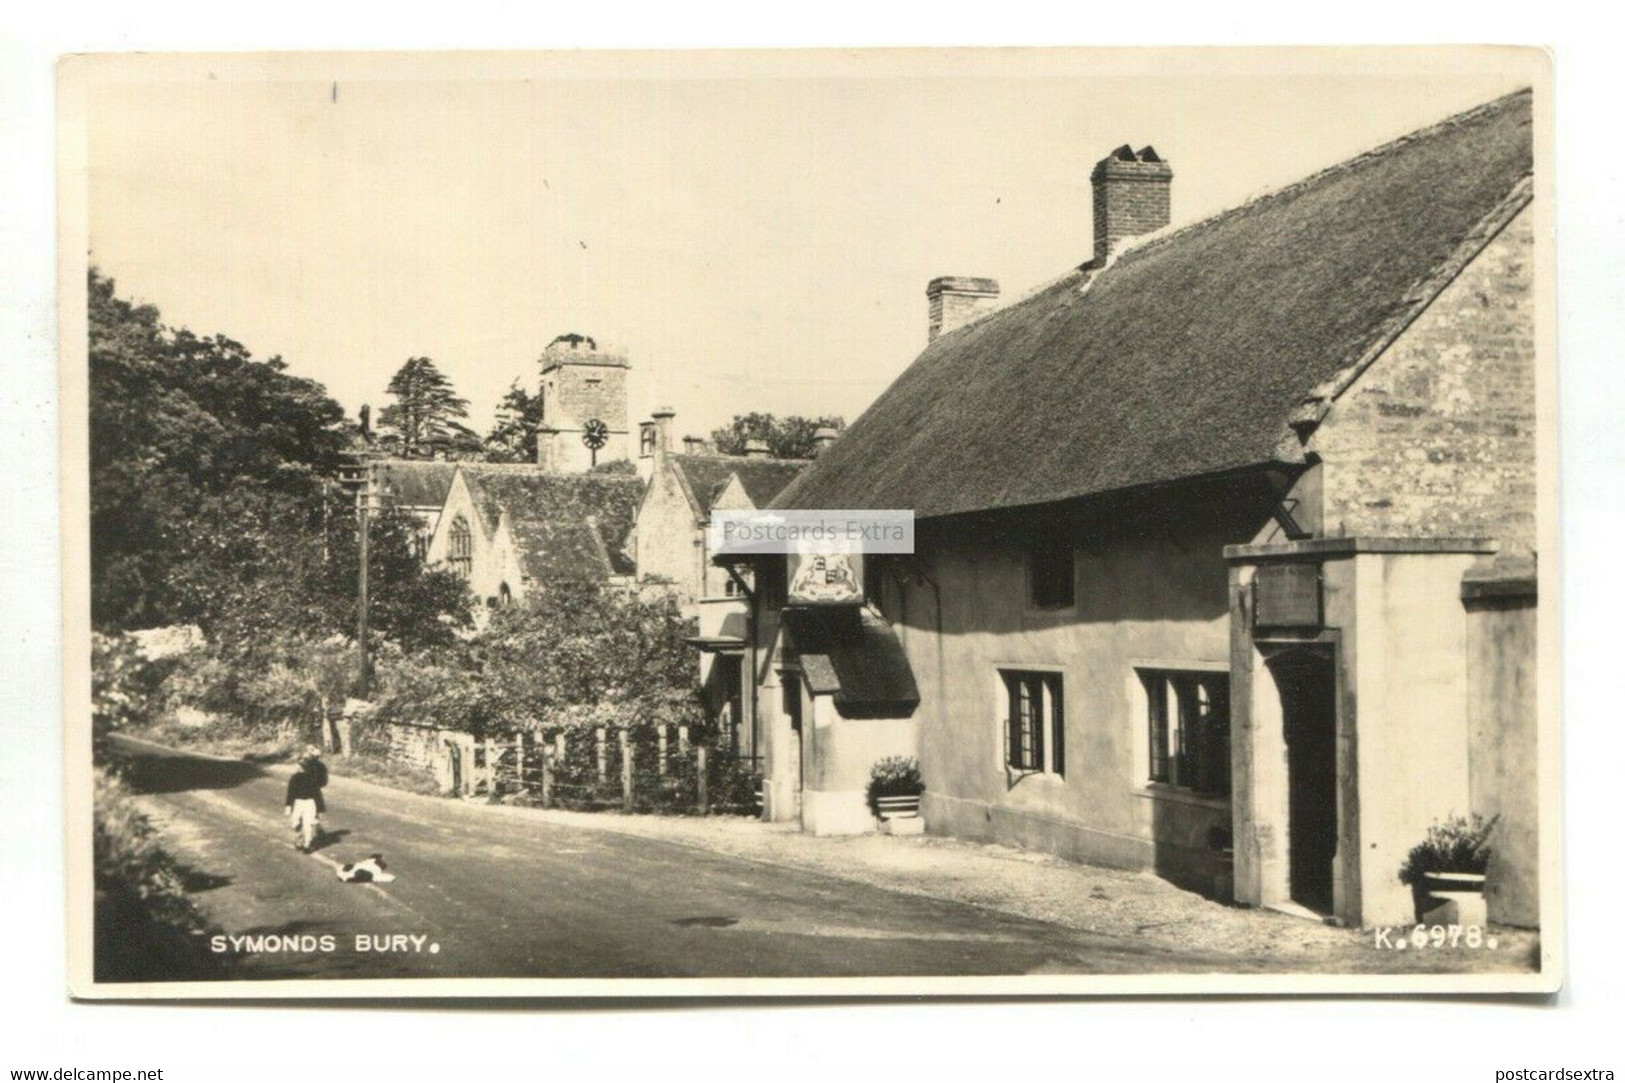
1464 562 1540 927
1315 207 1536 551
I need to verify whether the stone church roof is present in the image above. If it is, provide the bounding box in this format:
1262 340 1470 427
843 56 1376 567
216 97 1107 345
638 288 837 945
773 89 1534 521
373 459 458 509
457 464 644 581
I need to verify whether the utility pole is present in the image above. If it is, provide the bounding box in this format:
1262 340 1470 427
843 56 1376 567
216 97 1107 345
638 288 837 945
338 452 377 700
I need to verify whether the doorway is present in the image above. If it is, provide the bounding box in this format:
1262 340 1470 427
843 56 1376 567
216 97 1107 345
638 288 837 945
444 740 464 796
1266 648 1339 915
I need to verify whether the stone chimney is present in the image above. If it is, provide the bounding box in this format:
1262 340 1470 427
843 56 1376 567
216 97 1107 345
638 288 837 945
637 407 676 481
651 406 675 454
927 276 1000 342
744 439 770 459
1091 145 1172 265
682 436 707 454
812 427 839 457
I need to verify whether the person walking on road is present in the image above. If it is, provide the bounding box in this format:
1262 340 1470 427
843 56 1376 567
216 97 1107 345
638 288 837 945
284 746 329 853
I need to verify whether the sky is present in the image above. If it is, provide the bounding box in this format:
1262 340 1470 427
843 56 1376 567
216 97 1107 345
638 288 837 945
82 50 1535 444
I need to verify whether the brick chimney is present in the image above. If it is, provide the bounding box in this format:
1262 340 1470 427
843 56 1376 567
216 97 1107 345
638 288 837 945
926 277 1000 343
812 426 839 457
1091 145 1172 265
744 439 770 459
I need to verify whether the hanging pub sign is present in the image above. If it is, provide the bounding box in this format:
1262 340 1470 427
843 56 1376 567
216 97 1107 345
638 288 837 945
788 551 864 606
1253 562 1322 630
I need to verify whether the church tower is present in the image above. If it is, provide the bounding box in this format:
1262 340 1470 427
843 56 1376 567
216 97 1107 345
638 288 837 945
535 333 631 473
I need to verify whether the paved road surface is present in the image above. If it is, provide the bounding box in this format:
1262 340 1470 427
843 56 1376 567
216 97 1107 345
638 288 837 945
108 735 1247 980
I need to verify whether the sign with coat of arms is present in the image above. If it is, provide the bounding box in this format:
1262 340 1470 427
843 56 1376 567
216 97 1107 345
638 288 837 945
788 552 863 606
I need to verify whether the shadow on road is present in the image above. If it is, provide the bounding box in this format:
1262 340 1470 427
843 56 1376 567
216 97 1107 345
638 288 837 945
308 828 351 854
119 748 265 796
176 865 234 894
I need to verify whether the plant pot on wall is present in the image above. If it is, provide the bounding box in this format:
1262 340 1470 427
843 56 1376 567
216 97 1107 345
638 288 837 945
876 794 924 835
1399 814 1497 926
867 756 925 836
1416 871 1488 927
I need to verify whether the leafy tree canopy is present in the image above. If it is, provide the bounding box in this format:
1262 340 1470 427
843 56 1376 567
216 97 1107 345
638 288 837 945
89 268 351 628
482 381 542 463
709 412 845 460
87 269 473 654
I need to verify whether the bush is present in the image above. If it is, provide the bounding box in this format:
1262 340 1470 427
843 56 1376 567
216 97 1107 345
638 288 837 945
92 633 178 758
1398 813 1498 886
866 755 924 815
93 768 225 980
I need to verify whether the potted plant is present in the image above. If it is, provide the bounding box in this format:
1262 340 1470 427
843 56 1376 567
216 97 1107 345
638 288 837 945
867 756 925 836
1398 813 1498 926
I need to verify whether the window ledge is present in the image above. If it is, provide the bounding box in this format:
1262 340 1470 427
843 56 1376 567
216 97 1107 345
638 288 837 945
1133 784 1230 812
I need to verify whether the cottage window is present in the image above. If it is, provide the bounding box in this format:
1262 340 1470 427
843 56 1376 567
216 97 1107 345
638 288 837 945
1028 543 1075 610
448 515 473 578
1001 670 1065 777
1142 670 1231 797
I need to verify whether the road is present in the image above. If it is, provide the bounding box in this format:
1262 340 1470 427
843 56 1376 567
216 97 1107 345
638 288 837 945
108 735 1246 981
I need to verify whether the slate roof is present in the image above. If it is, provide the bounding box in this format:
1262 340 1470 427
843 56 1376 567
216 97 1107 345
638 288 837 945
455 465 644 581
373 459 458 509
667 454 808 518
773 90 1534 521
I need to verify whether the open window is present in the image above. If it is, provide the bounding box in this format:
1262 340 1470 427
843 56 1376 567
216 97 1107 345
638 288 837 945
1141 669 1231 797
1001 669 1065 778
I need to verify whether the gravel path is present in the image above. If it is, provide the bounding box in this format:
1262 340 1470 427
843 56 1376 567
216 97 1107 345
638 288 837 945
483 804 1542 974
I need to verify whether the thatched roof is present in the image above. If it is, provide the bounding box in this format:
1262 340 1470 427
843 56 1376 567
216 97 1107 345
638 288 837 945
456 465 644 580
773 90 1534 520
668 453 808 518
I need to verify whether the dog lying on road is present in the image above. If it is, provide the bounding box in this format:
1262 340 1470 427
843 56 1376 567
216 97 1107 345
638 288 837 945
336 854 395 883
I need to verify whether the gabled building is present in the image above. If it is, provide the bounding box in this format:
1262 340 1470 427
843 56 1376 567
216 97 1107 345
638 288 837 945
632 409 810 759
731 90 1540 930
424 463 643 610
370 459 459 557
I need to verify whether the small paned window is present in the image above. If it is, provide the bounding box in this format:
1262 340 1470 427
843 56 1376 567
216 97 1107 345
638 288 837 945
1143 670 1231 797
1001 670 1065 777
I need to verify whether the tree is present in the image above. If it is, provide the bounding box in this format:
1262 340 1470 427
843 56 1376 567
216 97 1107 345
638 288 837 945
376 356 477 459
317 505 474 654
710 412 845 459
482 381 542 463
88 268 350 629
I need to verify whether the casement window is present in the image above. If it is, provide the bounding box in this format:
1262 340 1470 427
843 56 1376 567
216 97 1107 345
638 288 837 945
1142 670 1231 797
448 515 473 578
1028 543 1076 610
1001 670 1065 777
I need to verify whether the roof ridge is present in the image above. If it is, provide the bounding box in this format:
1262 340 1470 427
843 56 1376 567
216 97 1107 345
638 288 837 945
673 451 811 466
1113 87 1532 269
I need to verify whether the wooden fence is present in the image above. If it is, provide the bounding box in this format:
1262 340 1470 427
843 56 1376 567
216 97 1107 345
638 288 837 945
379 721 760 816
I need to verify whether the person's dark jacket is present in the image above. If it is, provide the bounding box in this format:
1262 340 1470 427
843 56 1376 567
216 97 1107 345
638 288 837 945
285 764 327 814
